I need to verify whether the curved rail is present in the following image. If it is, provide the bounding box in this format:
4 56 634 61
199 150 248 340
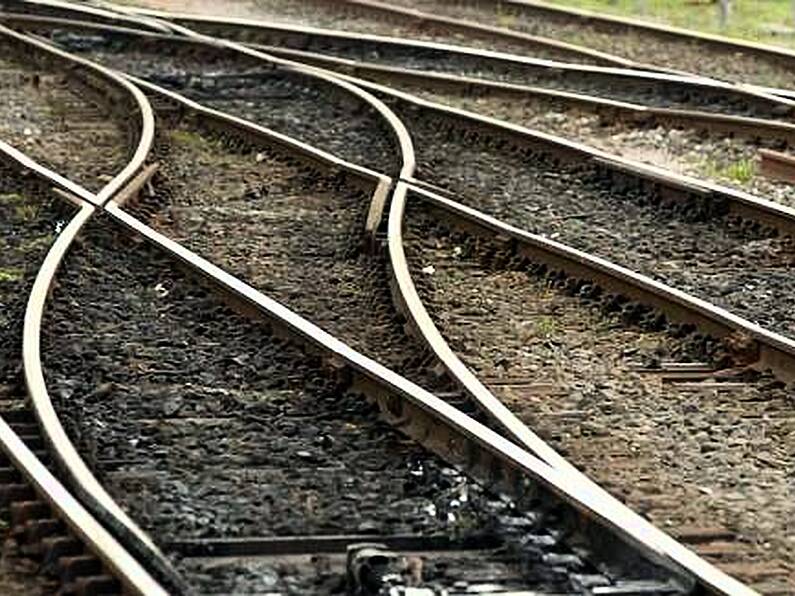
21 202 170 596
2 2 415 179
116 10 795 119
158 19 417 179
125 0 632 68
3 11 775 593
0 0 170 32
336 74 795 236
105 196 755 595
0 25 184 594
473 0 795 81
0 23 155 204
249 43 795 145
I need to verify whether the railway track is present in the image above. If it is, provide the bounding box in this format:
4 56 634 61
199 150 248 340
341 86 795 348
0 24 141 192
194 0 795 90
1 70 751 592
0 4 791 595
15 19 405 176
117 12 795 122
398 187 794 593
17 11 793 208
0 25 174 593
377 0 795 89
40 211 676 595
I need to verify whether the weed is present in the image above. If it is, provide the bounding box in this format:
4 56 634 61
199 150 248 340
170 129 207 148
0 269 22 283
535 316 557 338
702 157 756 184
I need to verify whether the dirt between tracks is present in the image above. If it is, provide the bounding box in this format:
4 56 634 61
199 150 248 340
403 201 795 594
42 216 613 594
0 50 130 191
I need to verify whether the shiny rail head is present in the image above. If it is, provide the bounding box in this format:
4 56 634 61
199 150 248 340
405 182 795 382
104 197 757 595
29 206 197 594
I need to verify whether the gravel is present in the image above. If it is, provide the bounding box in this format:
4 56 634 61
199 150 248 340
42 215 610 594
384 0 795 89
402 200 795 594
47 29 401 175
0 163 75 595
388 84 795 207
124 118 450 401
0 42 131 191
384 99 795 340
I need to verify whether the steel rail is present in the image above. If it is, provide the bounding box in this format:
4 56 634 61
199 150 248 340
119 0 632 69
104 198 756 596
405 181 795 381
20 203 169 596
0 22 155 205
113 9 795 118
1 2 416 179
0 137 172 593
0 0 169 31
333 73 795 236
4 15 770 593
329 78 795 382
0 24 186 594
0 392 167 595
469 0 795 81
247 43 795 146
46 10 795 146
118 74 398 247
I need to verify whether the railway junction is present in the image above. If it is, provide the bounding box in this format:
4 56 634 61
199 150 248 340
0 0 792 594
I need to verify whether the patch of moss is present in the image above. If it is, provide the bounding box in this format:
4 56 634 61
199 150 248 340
0 269 22 283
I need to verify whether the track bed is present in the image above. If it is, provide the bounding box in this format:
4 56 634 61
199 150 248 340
387 84 795 206
0 163 76 594
389 101 795 340
0 39 130 190
402 198 795 594
45 30 399 175
41 217 628 594
383 0 795 89
121 114 455 404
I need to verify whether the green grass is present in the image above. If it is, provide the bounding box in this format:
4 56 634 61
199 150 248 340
0 269 22 283
544 0 795 48
701 157 757 183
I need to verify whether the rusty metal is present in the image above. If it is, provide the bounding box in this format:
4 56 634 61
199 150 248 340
759 148 795 183
0 8 775 595
407 183 795 385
